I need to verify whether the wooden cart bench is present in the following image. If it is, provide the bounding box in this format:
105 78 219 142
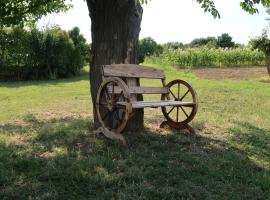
95 64 198 145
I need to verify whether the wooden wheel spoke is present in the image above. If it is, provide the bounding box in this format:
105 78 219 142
116 106 127 111
99 101 107 106
167 106 175 116
180 106 189 118
112 104 127 113
115 111 122 122
169 88 177 100
113 109 125 129
116 91 124 102
180 90 190 101
104 87 111 101
112 82 115 101
110 112 117 129
102 110 110 120
176 107 179 122
178 83 180 98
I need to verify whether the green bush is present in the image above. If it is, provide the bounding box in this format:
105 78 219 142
0 26 88 81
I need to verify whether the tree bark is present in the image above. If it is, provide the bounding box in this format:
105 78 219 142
265 54 270 76
86 0 144 131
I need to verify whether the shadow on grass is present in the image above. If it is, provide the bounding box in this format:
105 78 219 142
0 73 89 89
228 121 270 166
0 115 269 199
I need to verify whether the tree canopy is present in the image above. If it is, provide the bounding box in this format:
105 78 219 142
217 33 235 48
0 0 70 26
1 0 270 26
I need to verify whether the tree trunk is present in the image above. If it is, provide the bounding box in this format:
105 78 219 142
265 54 270 76
267 65 270 76
86 0 144 131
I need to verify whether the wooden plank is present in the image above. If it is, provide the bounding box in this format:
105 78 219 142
126 77 138 102
129 87 168 94
103 64 165 79
117 100 196 109
106 86 122 94
107 86 168 94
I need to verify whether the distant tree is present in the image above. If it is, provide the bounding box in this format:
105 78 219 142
250 30 270 75
138 37 162 63
163 42 184 50
205 36 218 48
189 38 209 47
217 33 235 48
188 37 218 48
234 43 244 48
68 27 89 68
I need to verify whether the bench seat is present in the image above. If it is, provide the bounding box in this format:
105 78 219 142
117 100 196 109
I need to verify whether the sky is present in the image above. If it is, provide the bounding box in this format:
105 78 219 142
37 0 269 45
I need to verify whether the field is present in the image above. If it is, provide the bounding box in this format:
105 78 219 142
145 48 265 69
193 67 269 80
0 66 270 199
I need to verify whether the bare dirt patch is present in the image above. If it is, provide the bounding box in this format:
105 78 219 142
193 66 268 80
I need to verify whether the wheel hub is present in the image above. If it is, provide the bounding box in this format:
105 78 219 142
107 100 114 111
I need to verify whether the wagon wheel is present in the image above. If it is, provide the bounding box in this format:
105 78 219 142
161 79 198 128
96 77 132 134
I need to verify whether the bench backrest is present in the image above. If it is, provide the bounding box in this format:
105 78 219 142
102 64 169 95
102 64 165 79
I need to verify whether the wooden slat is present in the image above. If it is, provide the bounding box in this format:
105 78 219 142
129 87 168 94
106 86 122 94
107 86 168 94
103 64 165 79
117 100 196 109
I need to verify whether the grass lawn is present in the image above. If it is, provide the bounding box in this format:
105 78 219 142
0 66 270 199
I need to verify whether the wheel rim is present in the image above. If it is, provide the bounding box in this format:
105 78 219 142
96 78 131 133
161 79 198 125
